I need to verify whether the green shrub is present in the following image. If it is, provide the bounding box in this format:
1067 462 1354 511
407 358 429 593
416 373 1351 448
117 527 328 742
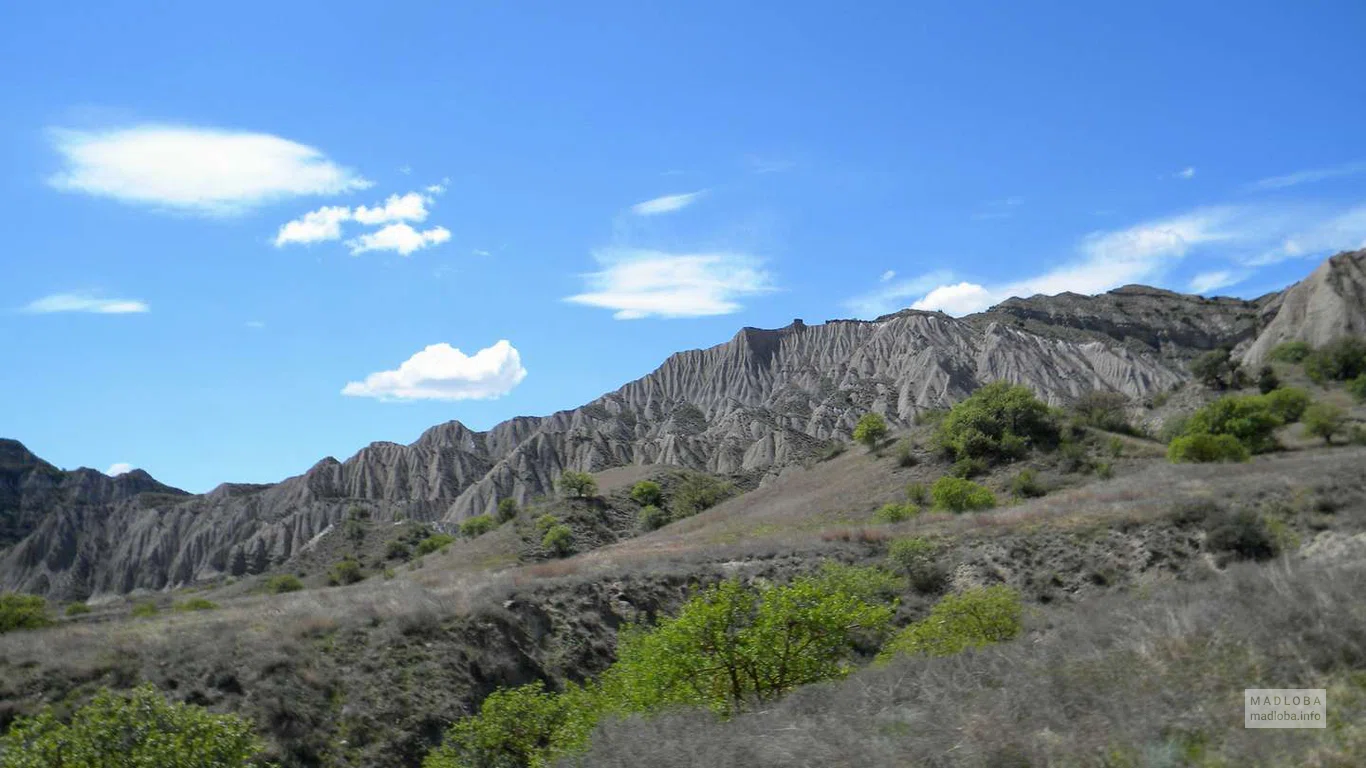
930 476 997 512
637 504 670 531
879 586 1023 659
264 574 304 594
671 474 734 519
460 514 496 538
1184 394 1282 454
1107 436 1124 458
915 408 949 426
1095 461 1114 479
1206 510 1278 562
905 482 929 506
130 601 159 618
1304 337 1366 383
1189 348 1241 390
1072 391 1133 433
893 438 917 467
0 684 266 767
535 513 561 533
1268 340 1313 363
1167 433 1251 463
1009 469 1046 499
1350 425 1366 446
496 497 520 523
933 381 1057 462
1257 365 1280 395
853 412 888 452
542 524 575 557
1057 440 1092 473
1158 414 1190 444
415 533 455 556
423 680 599 768
1349 375 1366 402
385 539 411 560
886 538 948 594
1262 387 1311 422
557 470 598 499
949 456 988 478
873 502 918 524
173 597 218 612
1303 402 1347 444
0 594 51 633
817 440 846 462
64 602 91 617
328 557 365 586
629 480 663 507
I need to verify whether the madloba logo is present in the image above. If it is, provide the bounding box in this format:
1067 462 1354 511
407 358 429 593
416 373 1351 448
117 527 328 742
1245 688 1326 729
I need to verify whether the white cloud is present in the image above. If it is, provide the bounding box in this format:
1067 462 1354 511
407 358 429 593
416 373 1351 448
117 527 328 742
347 222 451 256
1248 161 1366 191
565 249 772 319
743 155 795 174
48 125 370 215
471 249 491 257
911 282 996 315
105 462 134 476
274 205 352 246
1243 204 1366 265
1188 270 1246 294
342 340 527 401
352 192 429 225
631 191 704 216
426 177 450 195
22 293 149 314
1178 167 1196 179
844 270 955 317
398 165 412 175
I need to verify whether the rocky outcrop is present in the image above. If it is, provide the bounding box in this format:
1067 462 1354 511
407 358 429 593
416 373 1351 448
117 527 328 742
4 251 1364 597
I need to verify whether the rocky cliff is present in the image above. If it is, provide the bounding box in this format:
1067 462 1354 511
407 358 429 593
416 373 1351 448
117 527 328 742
3 250 1363 598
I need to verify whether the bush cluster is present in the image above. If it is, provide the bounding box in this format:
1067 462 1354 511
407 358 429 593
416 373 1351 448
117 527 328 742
496 497 520 523
878 585 1023 659
930 476 996 512
873 502 918 524
1303 336 1366 384
852 413 889 452
0 593 51 634
459 514 496 538
1167 433 1250 463
328 557 365 586
885 538 948 594
557 470 598 499
1071 391 1133 433
1267 340 1312 363
264 574 304 594
1009 469 1046 499
933 381 1058 463
415 533 456 556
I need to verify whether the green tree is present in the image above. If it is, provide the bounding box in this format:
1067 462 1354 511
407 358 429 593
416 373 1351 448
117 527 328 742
629 480 663 507
852 412 888 452
0 684 266 767
930 476 997 512
0 594 51 634
541 524 575 557
328 557 365 586
637 504 670 531
556 471 598 499
1189 348 1240 390
879 586 1023 659
1167 433 1250 463
1183 394 1282 454
1261 387 1311 423
886 538 948 594
1072 391 1132 433
601 569 896 716
496 498 520 523
670 474 733 519
460 514 496 538
933 381 1057 462
416 533 456 556
423 681 599 768
1303 402 1347 444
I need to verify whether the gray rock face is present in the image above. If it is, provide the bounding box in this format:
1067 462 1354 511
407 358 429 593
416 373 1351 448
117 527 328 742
4 251 1364 597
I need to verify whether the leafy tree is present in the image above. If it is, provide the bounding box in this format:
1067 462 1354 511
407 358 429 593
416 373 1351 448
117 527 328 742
879 586 1023 659
601 568 896 716
930 476 997 512
1261 387 1311 423
556 471 598 499
1304 337 1366 383
1257 365 1281 395
264 574 304 594
1268 340 1313 363
496 498 520 523
416 533 456 556
1183 394 1282 454
1303 402 1347 444
423 680 599 768
933 381 1057 462
0 684 266 767
328 557 365 586
541 524 575 557
1189 348 1240 390
0 593 51 634
949 456 987 479
460 514 496 538
1167 433 1251 463
670 474 733 519
852 413 888 452
629 480 663 507
1072 391 1132 433
637 504 670 531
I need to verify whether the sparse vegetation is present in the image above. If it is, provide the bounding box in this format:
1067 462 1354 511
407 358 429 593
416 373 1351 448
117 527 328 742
0 684 266 767
542 524 575 557
1189 348 1242 390
174 597 219 612
557 470 599 499
264 574 304 594
63 602 91 617
0 593 50 634
852 412 888 452
933 381 1057 463
1349 374 1366 402
670 474 733 519
885 538 948 594
629 480 664 507
328 556 366 586
1304 336 1366 383
872 502 918 523
930 476 996 512
1303 402 1347 444
1072 390 1132 433
459 513 496 538
905 482 929 506
130 601 159 618
1268 340 1313 363
1009 468 1046 499
638 504 670 531
1205 510 1278 562
415 532 456 556
892 438 916 467
1257 364 1280 394
496 497 520 523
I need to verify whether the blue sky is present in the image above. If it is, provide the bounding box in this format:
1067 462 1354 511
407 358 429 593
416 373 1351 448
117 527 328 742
3 1 1365 492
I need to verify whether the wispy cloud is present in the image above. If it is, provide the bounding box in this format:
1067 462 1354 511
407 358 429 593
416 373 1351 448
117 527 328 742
880 270 896 283
844 270 956 318
631 191 704 216
1177 167 1196 180
22 292 149 314
342 340 527 401
1188 270 1247 295
425 177 450 195
1248 161 1366 191
1240 204 1366 265
245 320 266 329
48 125 370 215
566 249 772 319
105 462 134 476
972 196 1025 220
347 223 451 256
